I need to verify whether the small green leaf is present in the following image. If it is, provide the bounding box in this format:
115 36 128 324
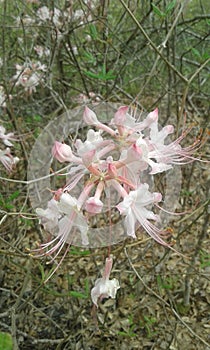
84 70 101 79
84 278 90 294
144 316 156 324
157 275 173 290
152 3 165 17
89 24 98 39
8 190 20 201
5 203 14 210
200 250 210 269
0 332 13 350
165 0 176 14
98 71 116 80
191 48 202 59
69 291 88 299
202 52 210 60
33 115 42 122
102 63 106 76
118 331 136 337
38 263 46 282
84 69 116 81
69 247 90 256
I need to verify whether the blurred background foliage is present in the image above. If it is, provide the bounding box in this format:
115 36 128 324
0 0 209 128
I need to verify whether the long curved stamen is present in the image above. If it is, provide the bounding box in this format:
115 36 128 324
155 203 190 215
44 243 71 283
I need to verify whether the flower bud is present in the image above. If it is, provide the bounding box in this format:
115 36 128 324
85 197 103 214
52 141 73 163
83 106 99 125
113 106 129 125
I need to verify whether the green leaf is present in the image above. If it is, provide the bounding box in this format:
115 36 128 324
0 332 13 350
98 71 116 80
89 24 98 39
102 63 106 76
202 52 210 60
83 51 96 64
33 115 42 122
69 291 88 299
144 316 156 325
118 331 136 337
84 278 90 294
69 247 90 256
200 250 210 269
84 70 101 79
5 203 14 210
84 69 116 81
191 48 202 59
152 3 165 17
8 190 20 202
38 263 46 282
165 0 176 14
157 275 173 289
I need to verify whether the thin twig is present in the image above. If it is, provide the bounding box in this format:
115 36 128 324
119 0 188 83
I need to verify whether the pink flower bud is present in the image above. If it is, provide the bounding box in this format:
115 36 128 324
153 192 162 202
127 143 143 161
164 125 174 134
147 108 159 123
85 197 103 214
52 141 73 162
113 106 129 125
107 162 118 178
83 106 99 125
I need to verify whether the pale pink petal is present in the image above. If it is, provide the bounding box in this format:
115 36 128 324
83 106 99 125
85 197 103 214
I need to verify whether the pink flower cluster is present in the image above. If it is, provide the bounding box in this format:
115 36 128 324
0 125 19 172
36 106 201 251
35 105 202 302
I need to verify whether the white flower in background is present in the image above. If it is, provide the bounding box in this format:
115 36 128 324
0 148 19 173
37 6 50 21
34 45 50 58
73 92 101 104
72 46 78 55
52 8 61 27
16 15 35 26
0 125 17 147
0 86 11 108
13 61 47 94
0 122 19 172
